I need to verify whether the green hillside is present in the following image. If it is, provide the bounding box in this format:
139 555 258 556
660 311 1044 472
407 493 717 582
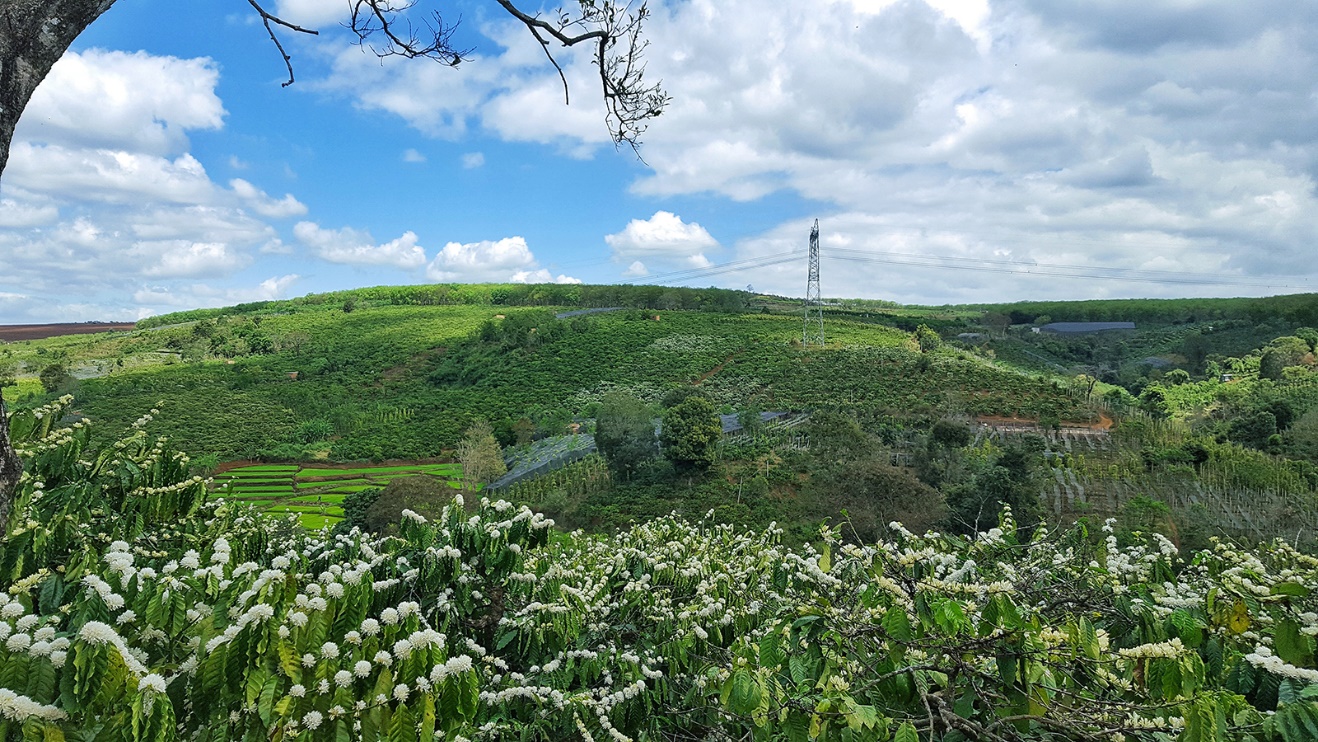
2 285 1091 462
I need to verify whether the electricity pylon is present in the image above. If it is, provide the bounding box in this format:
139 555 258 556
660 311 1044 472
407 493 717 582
803 219 824 348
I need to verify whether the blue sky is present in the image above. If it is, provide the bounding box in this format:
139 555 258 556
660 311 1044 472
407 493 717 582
2 0 1318 322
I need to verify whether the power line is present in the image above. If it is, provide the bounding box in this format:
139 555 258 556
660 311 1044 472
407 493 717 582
824 248 1311 290
617 245 1309 293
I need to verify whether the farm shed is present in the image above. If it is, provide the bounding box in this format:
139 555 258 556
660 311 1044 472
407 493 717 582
1038 322 1135 334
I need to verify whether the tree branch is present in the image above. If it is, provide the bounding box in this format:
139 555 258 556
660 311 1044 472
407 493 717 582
244 0 668 150
246 0 319 87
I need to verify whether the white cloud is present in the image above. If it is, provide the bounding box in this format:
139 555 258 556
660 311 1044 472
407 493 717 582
135 241 251 278
230 178 308 218
133 274 301 311
511 269 583 284
402 148 427 163
7 144 217 204
425 236 576 283
624 260 649 277
0 48 306 321
273 0 346 28
294 221 428 269
16 49 224 156
0 199 58 228
461 152 485 169
605 212 719 270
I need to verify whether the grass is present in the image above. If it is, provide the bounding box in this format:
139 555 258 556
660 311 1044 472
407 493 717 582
213 461 459 525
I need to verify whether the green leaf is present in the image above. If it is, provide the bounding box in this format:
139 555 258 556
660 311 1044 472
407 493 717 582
789 655 811 686
1271 582 1311 599
727 669 762 716
257 673 279 727
783 711 809 742
1170 610 1204 650
882 607 913 643
1274 619 1315 668
760 631 786 670
894 721 918 742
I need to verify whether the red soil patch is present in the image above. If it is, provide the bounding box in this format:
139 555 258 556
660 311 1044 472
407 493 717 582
975 410 1113 432
695 351 741 384
0 322 136 341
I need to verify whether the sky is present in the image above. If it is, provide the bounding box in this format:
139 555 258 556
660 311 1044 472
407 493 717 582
2 0 1317 322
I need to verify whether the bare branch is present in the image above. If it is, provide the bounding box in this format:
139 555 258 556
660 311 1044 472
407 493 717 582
245 0 668 150
348 0 471 65
246 0 319 87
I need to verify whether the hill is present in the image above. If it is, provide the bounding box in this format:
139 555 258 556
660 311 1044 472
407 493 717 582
1 284 1088 463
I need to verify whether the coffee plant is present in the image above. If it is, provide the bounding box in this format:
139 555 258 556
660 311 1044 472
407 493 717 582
1 399 1317 740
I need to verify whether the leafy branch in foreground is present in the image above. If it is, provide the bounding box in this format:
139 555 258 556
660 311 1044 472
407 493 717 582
1 399 1317 740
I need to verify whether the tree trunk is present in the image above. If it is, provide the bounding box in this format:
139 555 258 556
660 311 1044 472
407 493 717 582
0 0 116 176
0 0 116 530
0 396 19 533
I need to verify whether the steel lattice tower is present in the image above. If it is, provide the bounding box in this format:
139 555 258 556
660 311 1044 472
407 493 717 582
803 219 824 347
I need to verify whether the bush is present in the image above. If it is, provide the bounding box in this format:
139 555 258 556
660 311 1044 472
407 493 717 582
361 474 455 533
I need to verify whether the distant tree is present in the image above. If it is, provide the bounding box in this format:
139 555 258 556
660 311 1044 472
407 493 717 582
736 402 764 439
1164 369 1191 386
1229 410 1278 449
660 395 722 473
1260 336 1310 380
982 312 1011 337
914 324 941 352
1103 386 1135 414
38 363 70 394
595 391 657 478
1181 332 1211 372
342 298 357 313
661 386 701 409
1072 371 1100 401
0 361 15 390
1295 327 1318 352
362 476 450 534
804 453 945 541
806 411 875 465
293 419 334 444
929 419 971 449
512 417 536 447
457 419 506 491
945 439 1045 535
1287 407 1318 462
1137 387 1169 420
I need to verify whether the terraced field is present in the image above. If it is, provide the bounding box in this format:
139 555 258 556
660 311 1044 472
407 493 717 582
211 462 462 529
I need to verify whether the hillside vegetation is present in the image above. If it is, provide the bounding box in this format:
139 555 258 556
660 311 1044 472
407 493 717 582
1 397 1317 741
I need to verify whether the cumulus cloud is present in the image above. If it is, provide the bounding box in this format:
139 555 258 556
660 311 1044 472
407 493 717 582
133 274 301 312
0 198 58 228
274 0 346 28
402 148 427 163
426 236 578 283
306 0 1318 301
605 212 718 270
16 49 224 156
0 47 305 321
135 242 252 278
230 179 308 218
294 222 428 269
461 152 485 169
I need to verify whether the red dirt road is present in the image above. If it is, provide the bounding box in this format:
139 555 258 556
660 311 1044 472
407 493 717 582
0 323 136 342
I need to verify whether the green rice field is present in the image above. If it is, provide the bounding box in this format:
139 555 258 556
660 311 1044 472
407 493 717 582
211 462 461 529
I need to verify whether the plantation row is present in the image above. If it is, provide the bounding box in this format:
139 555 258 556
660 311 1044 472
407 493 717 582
212 463 464 529
17 306 1090 464
2 399 1317 741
